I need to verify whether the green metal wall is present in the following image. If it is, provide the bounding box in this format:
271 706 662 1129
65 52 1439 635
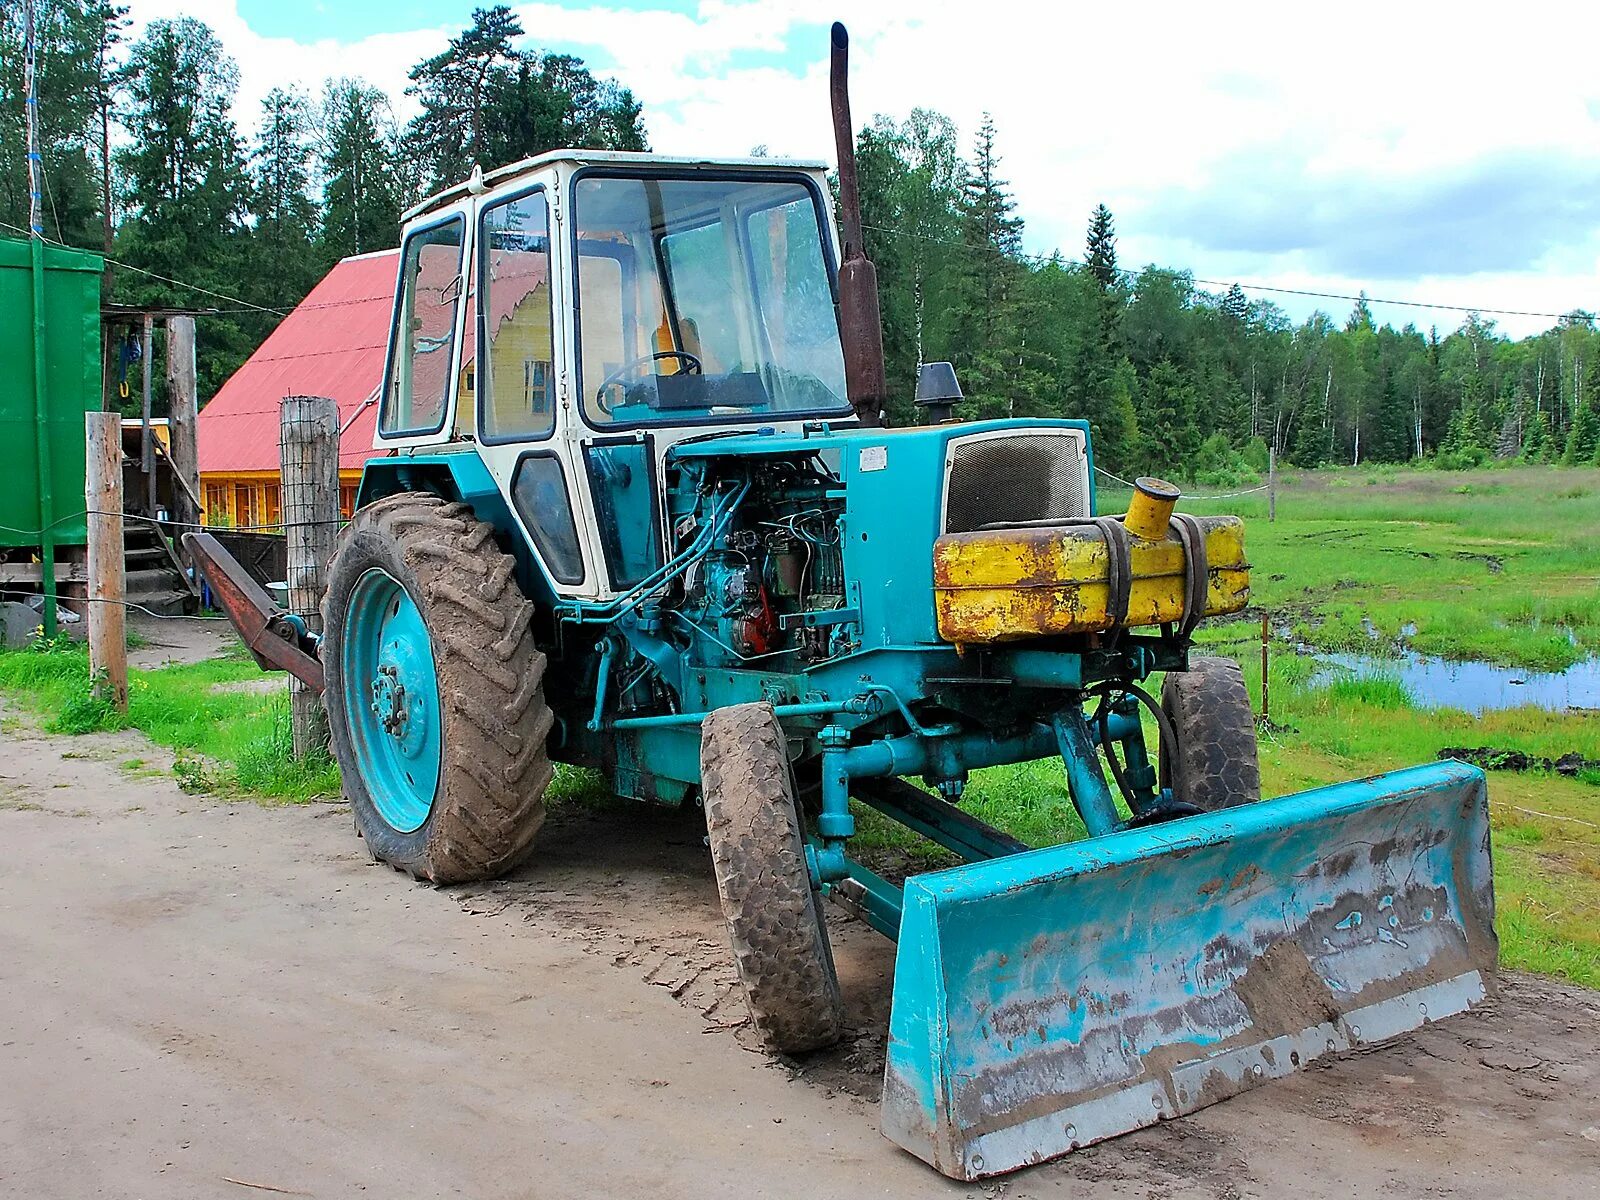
0 235 102 550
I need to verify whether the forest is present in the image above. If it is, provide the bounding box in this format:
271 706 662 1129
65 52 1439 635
4 2 1599 476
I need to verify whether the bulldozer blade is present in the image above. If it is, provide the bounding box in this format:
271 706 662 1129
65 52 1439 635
880 760 1495 1180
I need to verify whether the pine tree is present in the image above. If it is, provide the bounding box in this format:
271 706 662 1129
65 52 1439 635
1521 408 1551 462
319 78 403 259
1067 204 1134 468
950 115 1025 412
114 15 251 396
1221 283 1249 324
1135 361 1201 474
1345 291 1375 332
249 86 319 303
406 4 523 187
405 7 647 192
1562 398 1600 465
1086 204 1118 290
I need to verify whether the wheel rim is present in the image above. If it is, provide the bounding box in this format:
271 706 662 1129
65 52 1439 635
341 568 442 833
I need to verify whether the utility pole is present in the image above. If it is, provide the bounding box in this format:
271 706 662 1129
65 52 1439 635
24 0 58 634
24 0 43 238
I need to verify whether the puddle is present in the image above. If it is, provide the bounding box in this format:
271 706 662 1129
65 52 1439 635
1313 651 1600 715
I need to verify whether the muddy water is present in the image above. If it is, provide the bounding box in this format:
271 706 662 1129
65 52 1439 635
1314 650 1600 715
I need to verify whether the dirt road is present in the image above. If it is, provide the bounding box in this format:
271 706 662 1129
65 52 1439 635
2 701 1597 1199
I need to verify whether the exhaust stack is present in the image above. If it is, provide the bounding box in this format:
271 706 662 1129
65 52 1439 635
829 22 887 427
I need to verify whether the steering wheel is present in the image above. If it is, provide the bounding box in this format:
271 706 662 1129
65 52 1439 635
595 350 704 413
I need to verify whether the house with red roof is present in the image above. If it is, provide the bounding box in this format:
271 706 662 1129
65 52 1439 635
199 249 399 527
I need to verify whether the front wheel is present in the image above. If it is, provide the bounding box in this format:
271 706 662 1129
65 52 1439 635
1159 655 1261 811
700 703 843 1055
321 493 553 883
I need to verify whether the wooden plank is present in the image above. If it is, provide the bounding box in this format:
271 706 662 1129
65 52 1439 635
0 562 90 584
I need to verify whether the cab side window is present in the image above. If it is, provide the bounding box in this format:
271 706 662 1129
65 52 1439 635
381 218 464 436
479 191 556 441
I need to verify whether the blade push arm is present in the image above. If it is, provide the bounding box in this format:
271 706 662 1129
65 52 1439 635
182 531 325 692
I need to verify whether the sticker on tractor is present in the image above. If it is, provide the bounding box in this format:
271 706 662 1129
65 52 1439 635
860 445 888 471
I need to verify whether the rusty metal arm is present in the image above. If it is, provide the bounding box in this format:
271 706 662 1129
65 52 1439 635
182 531 325 692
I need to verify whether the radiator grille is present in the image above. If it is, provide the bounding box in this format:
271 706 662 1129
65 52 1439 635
943 433 1090 533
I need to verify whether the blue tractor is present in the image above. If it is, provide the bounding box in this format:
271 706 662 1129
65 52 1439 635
191 25 1496 1181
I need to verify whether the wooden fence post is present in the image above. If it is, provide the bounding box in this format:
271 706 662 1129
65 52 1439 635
1267 442 1277 523
280 395 340 758
1260 611 1271 725
85 412 127 710
164 316 202 543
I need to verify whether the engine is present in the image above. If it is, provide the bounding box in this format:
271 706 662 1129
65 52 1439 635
676 458 851 669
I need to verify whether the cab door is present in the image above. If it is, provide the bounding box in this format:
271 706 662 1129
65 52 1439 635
375 208 471 449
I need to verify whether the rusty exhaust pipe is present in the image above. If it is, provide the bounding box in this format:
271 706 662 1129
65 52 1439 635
830 21 887 428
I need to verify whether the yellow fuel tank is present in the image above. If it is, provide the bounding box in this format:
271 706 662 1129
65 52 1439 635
932 516 1249 644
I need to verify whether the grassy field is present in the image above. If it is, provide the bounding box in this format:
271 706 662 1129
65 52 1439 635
0 636 338 803
1184 464 1600 671
1 464 1596 987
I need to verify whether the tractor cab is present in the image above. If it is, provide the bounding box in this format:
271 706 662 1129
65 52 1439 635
371 152 854 600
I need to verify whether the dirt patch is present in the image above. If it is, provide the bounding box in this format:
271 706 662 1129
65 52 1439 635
1 702 1597 1199
1231 939 1340 1034
208 677 286 696
1453 551 1506 573
128 614 241 669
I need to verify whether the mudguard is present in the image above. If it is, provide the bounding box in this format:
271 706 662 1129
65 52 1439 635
880 761 1496 1179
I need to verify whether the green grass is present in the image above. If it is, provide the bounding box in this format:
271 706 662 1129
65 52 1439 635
1107 463 1600 671
0 635 337 804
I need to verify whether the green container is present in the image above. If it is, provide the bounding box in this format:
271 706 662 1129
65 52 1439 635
0 235 102 551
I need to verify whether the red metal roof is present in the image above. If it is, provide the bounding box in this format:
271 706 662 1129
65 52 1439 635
199 249 399 473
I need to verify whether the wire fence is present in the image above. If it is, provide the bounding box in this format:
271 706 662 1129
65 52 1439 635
1093 465 1272 501
0 587 233 622
0 510 341 539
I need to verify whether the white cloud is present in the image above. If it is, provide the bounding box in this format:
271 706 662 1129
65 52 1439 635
122 0 1600 335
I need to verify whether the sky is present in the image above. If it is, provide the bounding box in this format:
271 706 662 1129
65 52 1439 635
121 0 1600 338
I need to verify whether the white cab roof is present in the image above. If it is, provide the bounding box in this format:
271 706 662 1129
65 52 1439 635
403 150 831 223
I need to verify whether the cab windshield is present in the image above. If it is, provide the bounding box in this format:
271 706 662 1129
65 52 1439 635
572 174 850 426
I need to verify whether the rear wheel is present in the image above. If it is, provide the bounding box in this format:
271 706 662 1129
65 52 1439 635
1160 656 1261 811
700 702 844 1054
322 493 553 883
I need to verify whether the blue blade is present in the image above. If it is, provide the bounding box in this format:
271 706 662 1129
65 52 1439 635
881 761 1496 1180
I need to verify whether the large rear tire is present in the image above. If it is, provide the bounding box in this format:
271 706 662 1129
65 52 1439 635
1159 655 1261 811
322 493 553 883
700 702 844 1055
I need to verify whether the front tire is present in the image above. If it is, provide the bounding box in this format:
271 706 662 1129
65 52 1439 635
1159 655 1261 811
700 703 844 1054
322 493 553 883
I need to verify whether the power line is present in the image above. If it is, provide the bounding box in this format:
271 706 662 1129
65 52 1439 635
1187 277 1573 322
7 203 1582 330
0 217 289 316
861 222 1585 324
